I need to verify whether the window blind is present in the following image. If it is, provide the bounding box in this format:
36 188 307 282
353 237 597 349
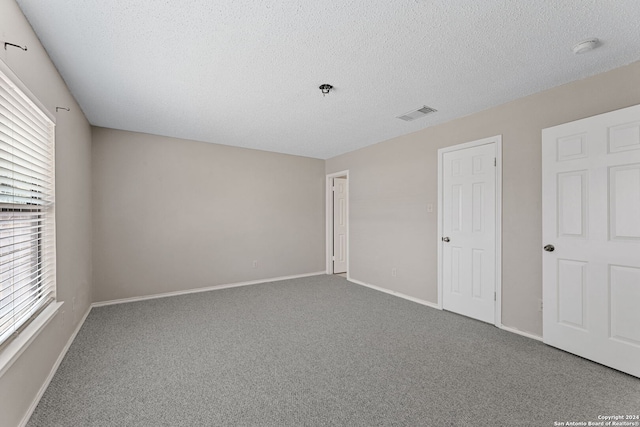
0 67 56 347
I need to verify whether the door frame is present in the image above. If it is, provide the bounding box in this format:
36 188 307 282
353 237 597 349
326 170 350 277
437 135 503 327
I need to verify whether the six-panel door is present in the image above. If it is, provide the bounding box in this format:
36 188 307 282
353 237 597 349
442 143 496 324
542 104 640 378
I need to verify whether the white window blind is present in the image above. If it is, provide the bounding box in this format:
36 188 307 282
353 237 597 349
0 67 56 347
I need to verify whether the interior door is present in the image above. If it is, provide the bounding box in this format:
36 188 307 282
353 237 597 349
542 104 640 378
333 177 347 274
442 143 496 323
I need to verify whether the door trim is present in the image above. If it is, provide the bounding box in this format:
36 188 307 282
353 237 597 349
437 135 503 327
326 170 350 277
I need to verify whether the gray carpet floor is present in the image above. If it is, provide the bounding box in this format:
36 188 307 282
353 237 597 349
28 275 640 426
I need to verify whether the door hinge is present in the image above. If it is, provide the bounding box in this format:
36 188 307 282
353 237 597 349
494 157 496 167
332 255 335 261
332 186 336 191
494 292 496 301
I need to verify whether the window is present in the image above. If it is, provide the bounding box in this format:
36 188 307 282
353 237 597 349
0 67 56 348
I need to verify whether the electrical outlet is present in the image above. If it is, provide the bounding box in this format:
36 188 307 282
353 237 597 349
539 299 543 312
391 268 397 277
252 260 258 268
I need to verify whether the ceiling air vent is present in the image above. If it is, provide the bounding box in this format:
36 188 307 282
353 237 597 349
396 106 438 121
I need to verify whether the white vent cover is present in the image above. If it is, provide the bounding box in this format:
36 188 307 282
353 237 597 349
396 106 438 121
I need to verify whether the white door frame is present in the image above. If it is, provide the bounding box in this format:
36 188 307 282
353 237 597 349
326 170 350 277
437 135 503 327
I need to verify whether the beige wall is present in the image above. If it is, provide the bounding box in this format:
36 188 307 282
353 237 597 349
326 60 640 337
0 0 93 425
92 128 325 302
2 0 639 420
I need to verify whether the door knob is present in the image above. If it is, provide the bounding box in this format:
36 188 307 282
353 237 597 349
442 237 450 242
544 244 555 252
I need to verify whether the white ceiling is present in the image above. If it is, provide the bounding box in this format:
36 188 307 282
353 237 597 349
15 0 640 159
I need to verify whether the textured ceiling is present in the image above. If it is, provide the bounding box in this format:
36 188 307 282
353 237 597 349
15 0 640 159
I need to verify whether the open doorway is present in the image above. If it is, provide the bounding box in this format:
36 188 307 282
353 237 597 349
326 171 349 277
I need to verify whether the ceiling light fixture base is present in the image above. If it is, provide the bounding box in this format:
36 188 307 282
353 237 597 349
319 84 333 96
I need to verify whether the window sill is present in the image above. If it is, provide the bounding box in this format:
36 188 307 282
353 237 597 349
0 301 63 378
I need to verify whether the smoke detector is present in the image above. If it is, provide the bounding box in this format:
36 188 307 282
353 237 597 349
396 106 438 121
572 38 599 54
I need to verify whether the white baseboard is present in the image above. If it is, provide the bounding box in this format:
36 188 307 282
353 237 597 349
347 277 440 310
19 305 92 427
347 277 545 343
91 272 326 307
499 325 543 342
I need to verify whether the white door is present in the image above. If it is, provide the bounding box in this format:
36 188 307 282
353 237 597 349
333 177 347 274
542 104 640 378
441 143 496 323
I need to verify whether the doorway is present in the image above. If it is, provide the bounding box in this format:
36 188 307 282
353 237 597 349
326 171 349 277
437 136 502 326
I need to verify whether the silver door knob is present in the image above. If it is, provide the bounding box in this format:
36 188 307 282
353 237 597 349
544 244 555 252
442 237 450 242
